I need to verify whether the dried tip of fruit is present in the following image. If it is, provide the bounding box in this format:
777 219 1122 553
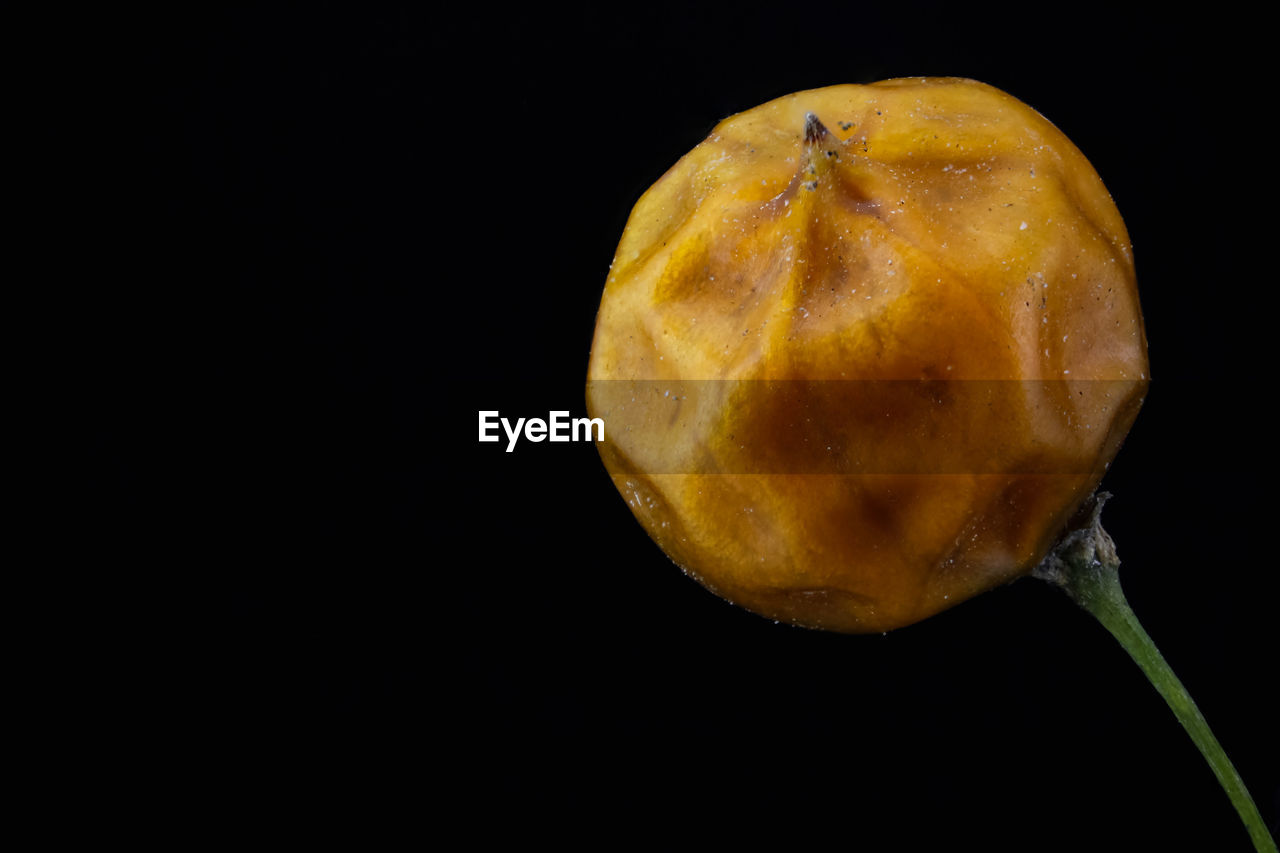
803 111 830 145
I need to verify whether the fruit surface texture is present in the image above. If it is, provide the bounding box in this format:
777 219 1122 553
586 77 1148 632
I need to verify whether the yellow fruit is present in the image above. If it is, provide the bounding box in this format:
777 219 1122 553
586 77 1148 632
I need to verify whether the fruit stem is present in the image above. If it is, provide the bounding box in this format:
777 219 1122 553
1032 493 1276 853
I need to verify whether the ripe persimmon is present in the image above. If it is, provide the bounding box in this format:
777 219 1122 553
586 78 1147 632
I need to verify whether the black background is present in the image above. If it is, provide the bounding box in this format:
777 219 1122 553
98 3 1276 847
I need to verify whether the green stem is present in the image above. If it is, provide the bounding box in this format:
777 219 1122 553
1033 493 1276 853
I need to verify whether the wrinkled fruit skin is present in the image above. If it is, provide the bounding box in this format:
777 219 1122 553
586 78 1148 632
